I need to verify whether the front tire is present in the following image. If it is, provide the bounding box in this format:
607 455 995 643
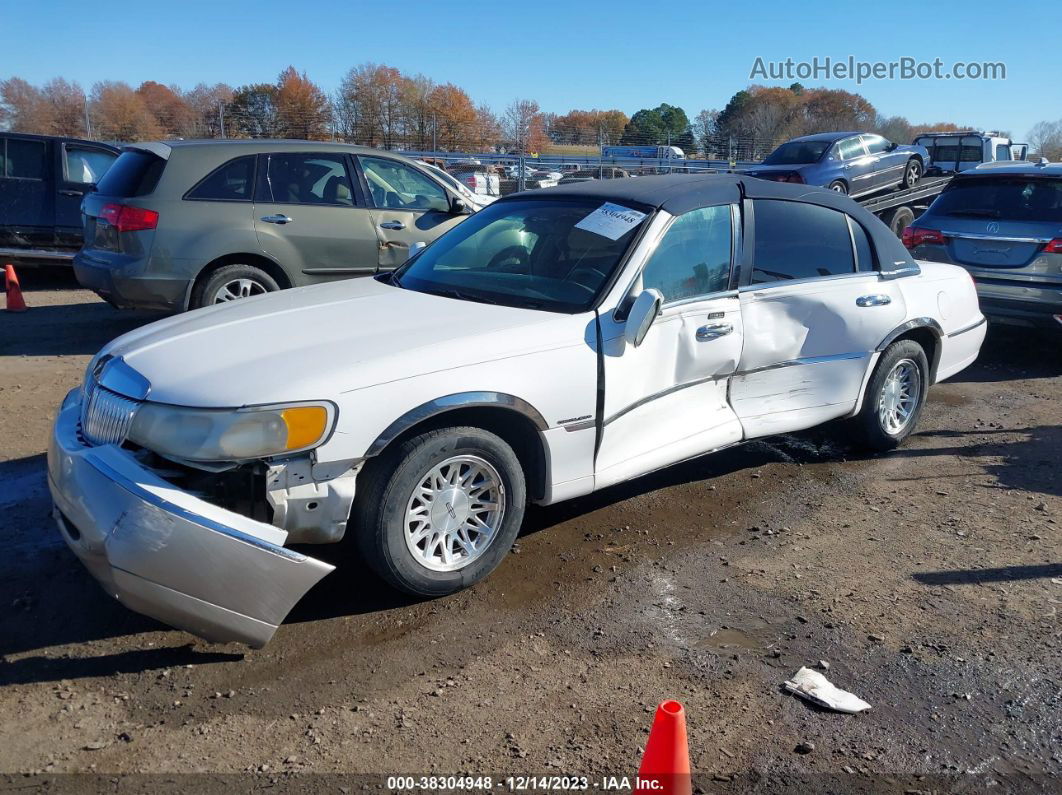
827 180 848 194
854 340 929 451
353 427 526 596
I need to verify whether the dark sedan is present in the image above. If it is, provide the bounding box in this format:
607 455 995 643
741 132 928 198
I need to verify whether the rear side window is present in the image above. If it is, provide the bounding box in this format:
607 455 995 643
836 137 866 160
258 153 355 206
64 145 117 185
4 138 46 179
186 155 256 201
751 200 856 283
96 150 166 197
930 177 1062 223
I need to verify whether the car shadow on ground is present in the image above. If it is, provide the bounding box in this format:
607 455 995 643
884 425 1061 499
0 300 161 357
950 324 1062 384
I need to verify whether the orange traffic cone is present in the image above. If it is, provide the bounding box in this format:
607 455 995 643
637 700 691 795
4 264 27 312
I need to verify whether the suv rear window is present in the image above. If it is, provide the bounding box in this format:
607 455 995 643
96 150 166 197
931 177 1062 223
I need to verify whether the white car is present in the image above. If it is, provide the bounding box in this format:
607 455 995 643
416 161 497 209
48 175 986 647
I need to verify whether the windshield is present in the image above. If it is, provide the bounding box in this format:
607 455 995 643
931 177 1062 222
763 141 830 165
392 198 650 313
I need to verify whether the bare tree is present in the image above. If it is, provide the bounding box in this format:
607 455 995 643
1027 119 1062 160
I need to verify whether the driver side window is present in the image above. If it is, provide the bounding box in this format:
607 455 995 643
641 205 732 303
359 156 449 212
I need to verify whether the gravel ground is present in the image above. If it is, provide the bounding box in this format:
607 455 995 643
1 270 1059 793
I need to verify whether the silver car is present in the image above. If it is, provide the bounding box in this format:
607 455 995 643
903 161 1062 329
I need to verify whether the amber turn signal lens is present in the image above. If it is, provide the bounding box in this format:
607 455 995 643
281 406 329 450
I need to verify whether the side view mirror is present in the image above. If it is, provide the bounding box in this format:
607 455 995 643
450 196 469 215
624 288 663 348
886 142 899 152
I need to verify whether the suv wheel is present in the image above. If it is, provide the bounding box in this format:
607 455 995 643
193 264 279 309
353 426 526 596
854 340 929 451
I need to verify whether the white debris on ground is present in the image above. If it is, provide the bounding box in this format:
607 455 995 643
784 666 872 714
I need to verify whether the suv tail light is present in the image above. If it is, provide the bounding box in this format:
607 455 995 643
99 203 159 233
902 226 945 249
1043 238 1062 253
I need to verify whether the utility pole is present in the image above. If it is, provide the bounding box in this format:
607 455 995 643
432 113 437 154
218 101 226 139
83 96 92 140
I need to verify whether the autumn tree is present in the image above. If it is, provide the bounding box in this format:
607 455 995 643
137 81 194 137
0 77 53 133
551 109 629 146
429 83 479 151
91 81 161 141
874 115 913 144
273 67 330 140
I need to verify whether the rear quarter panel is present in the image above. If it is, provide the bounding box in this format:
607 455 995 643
899 261 985 381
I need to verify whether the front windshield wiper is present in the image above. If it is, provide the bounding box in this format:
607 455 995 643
421 286 500 306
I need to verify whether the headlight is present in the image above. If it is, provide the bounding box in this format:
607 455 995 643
127 401 335 462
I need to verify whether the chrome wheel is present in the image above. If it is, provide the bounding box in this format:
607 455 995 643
877 358 921 435
829 181 847 194
404 455 506 572
905 161 921 185
213 278 267 303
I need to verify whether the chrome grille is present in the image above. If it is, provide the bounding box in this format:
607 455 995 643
81 384 140 446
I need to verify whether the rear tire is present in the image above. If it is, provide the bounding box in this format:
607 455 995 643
353 426 526 596
853 340 929 451
192 264 279 309
827 180 848 194
902 159 922 189
882 206 915 238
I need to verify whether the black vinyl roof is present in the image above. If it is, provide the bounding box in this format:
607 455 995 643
506 173 917 271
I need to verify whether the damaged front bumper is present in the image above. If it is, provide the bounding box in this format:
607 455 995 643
47 388 335 648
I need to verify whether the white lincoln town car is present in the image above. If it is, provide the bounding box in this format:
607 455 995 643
49 174 986 647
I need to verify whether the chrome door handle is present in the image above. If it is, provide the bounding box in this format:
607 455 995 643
379 221 405 230
261 214 293 224
696 322 733 340
856 294 892 307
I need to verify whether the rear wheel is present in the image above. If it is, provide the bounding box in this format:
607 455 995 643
881 205 915 238
853 340 929 451
902 159 922 189
827 180 848 194
192 264 279 309
353 426 526 596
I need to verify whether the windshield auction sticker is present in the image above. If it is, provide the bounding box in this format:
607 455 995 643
575 203 647 240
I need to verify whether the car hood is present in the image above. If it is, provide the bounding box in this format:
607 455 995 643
101 278 574 408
